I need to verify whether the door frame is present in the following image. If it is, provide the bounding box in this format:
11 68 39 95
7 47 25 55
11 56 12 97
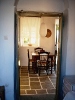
14 11 20 100
14 11 63 100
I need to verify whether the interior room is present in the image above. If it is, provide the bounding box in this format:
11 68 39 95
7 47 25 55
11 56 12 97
18 12 60 95
18 16 59 66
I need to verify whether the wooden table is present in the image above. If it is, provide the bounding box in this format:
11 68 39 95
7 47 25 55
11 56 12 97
32 52 55 74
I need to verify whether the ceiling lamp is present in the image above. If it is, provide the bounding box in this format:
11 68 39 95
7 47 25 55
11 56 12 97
40 21 47 37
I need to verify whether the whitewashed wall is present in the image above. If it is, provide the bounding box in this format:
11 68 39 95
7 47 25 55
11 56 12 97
17 0 64 12
66 0 75 75
59 0 75 99
19 46 34 66
40 17 55 53
0 0 14 100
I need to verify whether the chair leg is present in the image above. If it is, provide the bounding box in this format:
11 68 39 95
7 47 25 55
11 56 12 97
54 64 56 72
47 70 48 75
38 68 40 76
32 62 37 73
28 62 29 71
51 62 53 74
51 67 52 74
28 62 30 73
46 69 48 75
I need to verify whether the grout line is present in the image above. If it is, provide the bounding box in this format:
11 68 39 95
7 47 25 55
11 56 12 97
46 89 48 94
48 76 55 89
35 90 37 94
38 76 43 89
25 90 27 94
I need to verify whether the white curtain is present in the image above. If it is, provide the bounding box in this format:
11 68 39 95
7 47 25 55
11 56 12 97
20 17 40 46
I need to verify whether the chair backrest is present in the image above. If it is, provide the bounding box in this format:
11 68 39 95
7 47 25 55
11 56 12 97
34 47 43 53
38 52 50 63
27 49 30 59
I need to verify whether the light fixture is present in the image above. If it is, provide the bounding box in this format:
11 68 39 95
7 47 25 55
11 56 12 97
45 29 52 38
40 17 47 37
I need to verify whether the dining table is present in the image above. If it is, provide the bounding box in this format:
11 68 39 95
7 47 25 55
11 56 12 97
32 52 55 74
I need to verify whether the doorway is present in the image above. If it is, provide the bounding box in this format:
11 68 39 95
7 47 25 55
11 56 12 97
15 11 63 99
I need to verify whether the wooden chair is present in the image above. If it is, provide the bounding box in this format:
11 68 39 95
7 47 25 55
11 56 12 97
52 54 57 72
47 52 57 74
51 50 57 73
27 49 36 73
34 47 43 53
37 51 50 76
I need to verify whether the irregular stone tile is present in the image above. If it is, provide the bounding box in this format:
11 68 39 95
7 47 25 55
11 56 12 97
21 73 28 77
26 90 36 94
41 82 54 89
36 89 47 94
20 76 29 78
39 77 49 82
30 78 39 81
20 81 29 85
21 70 28 73
20 78 29 81
29 74 38 77
20 89 26 94
47 89 56 94
30 82 41 89
20 86 30 89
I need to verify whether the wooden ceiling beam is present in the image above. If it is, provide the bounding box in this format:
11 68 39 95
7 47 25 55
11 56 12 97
17 11 63 17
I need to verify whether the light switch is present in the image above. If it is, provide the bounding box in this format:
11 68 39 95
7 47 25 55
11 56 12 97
4 36 8 40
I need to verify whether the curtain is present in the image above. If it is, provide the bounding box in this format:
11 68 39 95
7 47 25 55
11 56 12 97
20 17 40 46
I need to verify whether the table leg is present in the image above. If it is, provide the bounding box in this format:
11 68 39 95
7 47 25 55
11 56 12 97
51 56 53 74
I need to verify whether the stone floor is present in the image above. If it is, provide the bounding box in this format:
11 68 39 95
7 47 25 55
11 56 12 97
20 66 56 95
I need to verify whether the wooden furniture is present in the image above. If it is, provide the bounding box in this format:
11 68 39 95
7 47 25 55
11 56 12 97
27 49 36 73
63 75 75 98
34 47 43 53
52 54 57 72
32 52 54 74
37 52 50 76
0 86 5 100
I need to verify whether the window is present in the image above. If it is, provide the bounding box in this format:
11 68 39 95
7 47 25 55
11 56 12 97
20 17 40 46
